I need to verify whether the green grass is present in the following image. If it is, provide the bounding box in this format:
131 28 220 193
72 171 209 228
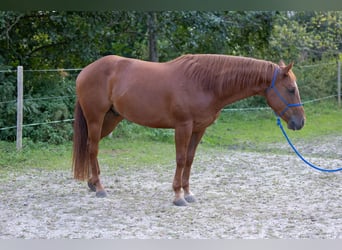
98 138 175 172
204 100 342 150
0 100 341 179
0 140 73 172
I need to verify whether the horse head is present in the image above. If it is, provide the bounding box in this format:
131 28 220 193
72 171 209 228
266 61 305 130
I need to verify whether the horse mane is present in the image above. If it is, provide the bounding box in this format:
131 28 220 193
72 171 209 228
170 54 278 96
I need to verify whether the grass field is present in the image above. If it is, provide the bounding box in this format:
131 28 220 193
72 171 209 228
0 99 341 177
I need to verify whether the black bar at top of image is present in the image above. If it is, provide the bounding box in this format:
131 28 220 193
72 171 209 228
0 0 341 11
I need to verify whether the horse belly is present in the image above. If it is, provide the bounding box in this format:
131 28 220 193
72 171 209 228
113 87 174 128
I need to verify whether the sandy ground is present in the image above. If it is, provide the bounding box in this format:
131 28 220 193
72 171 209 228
0 137 341 239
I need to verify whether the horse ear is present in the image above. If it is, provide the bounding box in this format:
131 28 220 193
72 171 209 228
279 61 294 75
283 62 294 74
279 60 286 67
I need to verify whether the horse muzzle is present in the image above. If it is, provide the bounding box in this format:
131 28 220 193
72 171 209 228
287 116 305 130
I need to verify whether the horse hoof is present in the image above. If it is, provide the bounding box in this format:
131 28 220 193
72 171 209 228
184 194 196 203
95 190 107 198
87 181 96 192
173 198 188 206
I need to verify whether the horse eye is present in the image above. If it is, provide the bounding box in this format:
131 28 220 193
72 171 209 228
288 88 296 94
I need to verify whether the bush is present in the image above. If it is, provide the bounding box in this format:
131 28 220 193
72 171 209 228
0 69 76 144
0 65 17 141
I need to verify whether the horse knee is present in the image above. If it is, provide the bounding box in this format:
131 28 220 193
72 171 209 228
176 154 187 167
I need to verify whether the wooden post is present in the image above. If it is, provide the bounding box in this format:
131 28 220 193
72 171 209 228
338 61 341 108
16 66 23 150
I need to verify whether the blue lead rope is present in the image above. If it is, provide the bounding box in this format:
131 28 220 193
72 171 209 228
277 117 342 173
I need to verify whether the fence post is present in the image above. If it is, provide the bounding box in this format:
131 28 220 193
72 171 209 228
338 61 341 108
16 66 23 150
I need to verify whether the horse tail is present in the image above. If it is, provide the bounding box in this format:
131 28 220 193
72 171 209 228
72 100 89 181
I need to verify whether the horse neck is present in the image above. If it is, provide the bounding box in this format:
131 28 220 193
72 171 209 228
212 58 277 109
172 54 278 110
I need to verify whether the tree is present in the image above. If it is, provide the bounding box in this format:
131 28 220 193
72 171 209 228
147 12 158 62
1 11 341 143
270 11 342 63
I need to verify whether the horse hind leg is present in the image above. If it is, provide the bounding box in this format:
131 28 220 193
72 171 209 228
88 109 124 197
87 120 108 198
72 99 107 197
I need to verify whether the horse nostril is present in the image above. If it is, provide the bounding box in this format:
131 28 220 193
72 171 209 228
287 120 294 130
288 117 304 130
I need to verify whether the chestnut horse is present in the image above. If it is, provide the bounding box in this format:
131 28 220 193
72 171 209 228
72 54 305 206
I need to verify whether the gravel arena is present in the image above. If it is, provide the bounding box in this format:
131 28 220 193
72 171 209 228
0 136 341 239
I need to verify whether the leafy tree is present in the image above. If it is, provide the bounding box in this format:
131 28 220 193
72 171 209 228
0 11 341 143
270 11 342 63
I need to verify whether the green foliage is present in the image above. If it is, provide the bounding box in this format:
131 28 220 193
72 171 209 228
295 61 338 101
0 69 76 143
155 11 279 60
0 11 341 144
22 74 75 144
270 11 341 63
0 55 17 141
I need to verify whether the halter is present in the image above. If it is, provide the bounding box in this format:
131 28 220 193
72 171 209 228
267 68 303 117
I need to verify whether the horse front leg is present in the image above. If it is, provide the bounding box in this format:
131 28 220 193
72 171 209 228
173 123 193 206
182 129 206 203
